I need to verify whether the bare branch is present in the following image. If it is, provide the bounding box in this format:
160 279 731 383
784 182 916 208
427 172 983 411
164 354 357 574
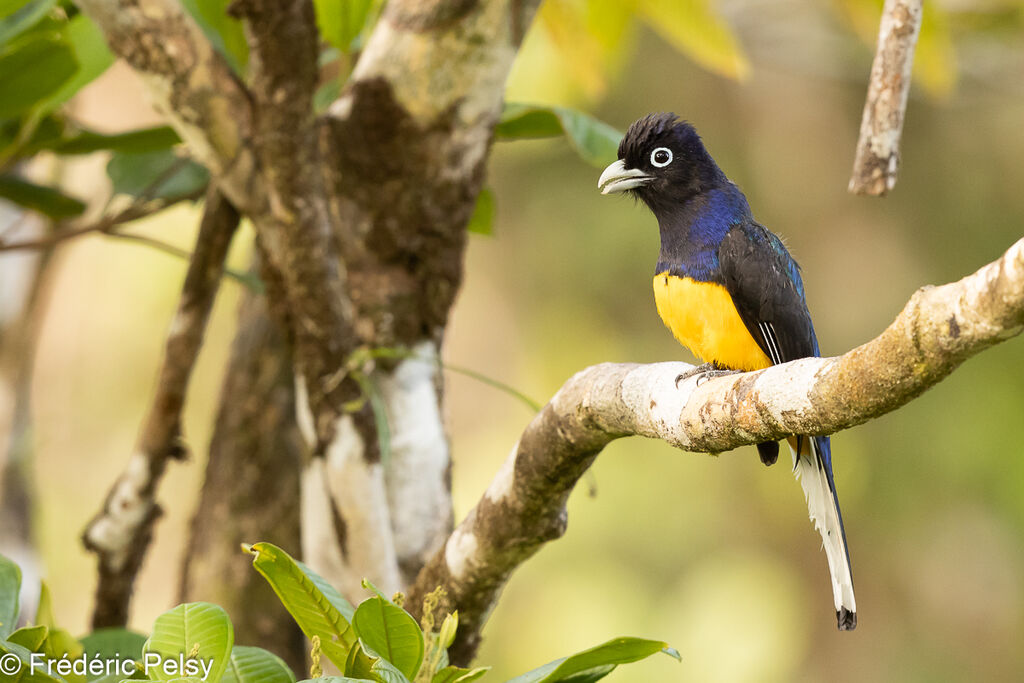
75 0 257 209
849 0 923 196
82 188 240 628
0 191 203 253
409 238 1024 663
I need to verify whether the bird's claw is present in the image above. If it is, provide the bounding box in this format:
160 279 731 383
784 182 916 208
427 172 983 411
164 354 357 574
675 363 739 388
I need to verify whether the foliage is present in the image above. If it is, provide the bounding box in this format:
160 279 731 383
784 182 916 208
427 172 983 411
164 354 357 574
0 550 677 683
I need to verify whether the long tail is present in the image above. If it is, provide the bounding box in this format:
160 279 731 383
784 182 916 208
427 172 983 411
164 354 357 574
789 434 857 630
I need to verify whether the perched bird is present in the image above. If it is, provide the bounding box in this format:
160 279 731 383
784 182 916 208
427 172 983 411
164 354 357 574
598 113 856 630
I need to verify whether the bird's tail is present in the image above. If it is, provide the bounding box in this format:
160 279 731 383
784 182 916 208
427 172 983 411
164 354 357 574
788 434 857 630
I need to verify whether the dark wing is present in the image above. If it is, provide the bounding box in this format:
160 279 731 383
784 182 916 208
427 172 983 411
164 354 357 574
718 220 819 364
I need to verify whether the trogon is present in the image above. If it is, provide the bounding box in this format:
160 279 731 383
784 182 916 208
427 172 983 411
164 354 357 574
598 113 856 630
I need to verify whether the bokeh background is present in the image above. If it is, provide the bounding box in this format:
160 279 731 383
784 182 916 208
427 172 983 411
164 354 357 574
14 0 1024 681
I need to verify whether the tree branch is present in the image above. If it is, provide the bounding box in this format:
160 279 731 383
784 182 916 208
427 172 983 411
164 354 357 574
409 237 1024 664
82 188 240 628
75 0 257 210
849 0 923 196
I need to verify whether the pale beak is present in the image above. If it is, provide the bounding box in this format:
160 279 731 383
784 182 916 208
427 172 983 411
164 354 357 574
598 159 653 195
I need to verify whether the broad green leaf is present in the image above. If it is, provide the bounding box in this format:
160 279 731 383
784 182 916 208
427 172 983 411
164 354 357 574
0 552 22 638
345 640 411 683
296 678 376 683
40 627 86 683
245 542 356 670
504 637 677 683
0 174 86 218
0 36 77 118
55 126 181 155
8 624 48 651
36 14 114 113
0 638 65 682
80 628 148 662
179 0 247 73
496 104 622 168
430 666 488 683
538 0 608 97
34 582 54 630
142 602 234 683
637 0 750 81
106 149 209 200
351 597 423 680
0 0 31 20
220 646 296 683
466 188 494 236
0 0 56 46
314 0 373 52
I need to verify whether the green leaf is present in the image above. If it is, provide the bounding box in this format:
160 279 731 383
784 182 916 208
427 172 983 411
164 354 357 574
8 624 48 651
345 640 411 683
314 0 373 52
636 0 750 81
496 104 622 168
0 0 56 46
179 0 247 73
142 602 234 683
466 188 494 236
504 637 676 683
0 638 65 682
245 542 356 670
55 126 181 155
36 13 114 114
351 597 423 680
0 174 86 218
106 149 209 200
0 552 21 638
80 628 149 662
220 646 296 683
34 582 54 630
296 678 376 683
0 36 77 118
40 627 86 683
430 666 489 683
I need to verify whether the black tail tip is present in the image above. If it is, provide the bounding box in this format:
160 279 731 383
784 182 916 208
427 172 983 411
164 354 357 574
837 608 857 631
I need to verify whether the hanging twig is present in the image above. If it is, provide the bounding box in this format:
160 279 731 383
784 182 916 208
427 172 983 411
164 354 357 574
82 187 240 628
849 0 924 195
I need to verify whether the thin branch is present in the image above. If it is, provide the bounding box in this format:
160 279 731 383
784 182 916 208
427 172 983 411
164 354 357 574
849 0 924 196
0 192 201 252
408 237 1024 664
82 187 241 628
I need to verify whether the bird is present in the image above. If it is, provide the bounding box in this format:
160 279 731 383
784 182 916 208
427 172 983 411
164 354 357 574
598 113 856 630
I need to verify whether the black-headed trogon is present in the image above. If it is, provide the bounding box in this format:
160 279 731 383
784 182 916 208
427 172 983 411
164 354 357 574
598 113 856 630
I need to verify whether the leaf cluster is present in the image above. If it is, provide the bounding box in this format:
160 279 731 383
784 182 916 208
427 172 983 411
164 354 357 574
0 549 679 683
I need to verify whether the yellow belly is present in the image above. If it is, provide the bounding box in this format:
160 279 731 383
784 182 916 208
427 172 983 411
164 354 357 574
653 272 772 372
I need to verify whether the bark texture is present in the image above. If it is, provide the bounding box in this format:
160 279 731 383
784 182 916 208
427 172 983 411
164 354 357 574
408 237 1024 664
849 0 923 195
179 286 305 673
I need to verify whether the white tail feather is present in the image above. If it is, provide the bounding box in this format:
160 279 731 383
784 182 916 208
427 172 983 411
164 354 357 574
790 440 857 627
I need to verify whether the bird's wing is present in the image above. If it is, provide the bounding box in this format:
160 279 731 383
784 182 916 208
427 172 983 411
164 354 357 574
719 221 857 630
718 220 818 364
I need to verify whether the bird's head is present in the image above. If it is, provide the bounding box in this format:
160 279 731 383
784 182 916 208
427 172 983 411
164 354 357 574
598 113 724 212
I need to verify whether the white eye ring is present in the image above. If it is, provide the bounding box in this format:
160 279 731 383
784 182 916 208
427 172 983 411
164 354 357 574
650 147 673 168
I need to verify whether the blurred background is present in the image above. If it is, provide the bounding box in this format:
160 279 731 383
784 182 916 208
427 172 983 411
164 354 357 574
8 0 1024 681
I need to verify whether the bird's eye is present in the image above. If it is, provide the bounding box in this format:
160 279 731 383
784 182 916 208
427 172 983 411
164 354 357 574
650 147 673 168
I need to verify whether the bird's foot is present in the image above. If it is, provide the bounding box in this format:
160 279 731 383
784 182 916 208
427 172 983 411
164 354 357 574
675 363 740 388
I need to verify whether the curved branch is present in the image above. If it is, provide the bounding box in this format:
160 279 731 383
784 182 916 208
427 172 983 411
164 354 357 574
408 237 1024 664
75 0 257 210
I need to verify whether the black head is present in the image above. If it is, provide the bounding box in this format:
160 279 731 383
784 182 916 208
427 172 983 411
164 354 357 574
598 113 726 213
